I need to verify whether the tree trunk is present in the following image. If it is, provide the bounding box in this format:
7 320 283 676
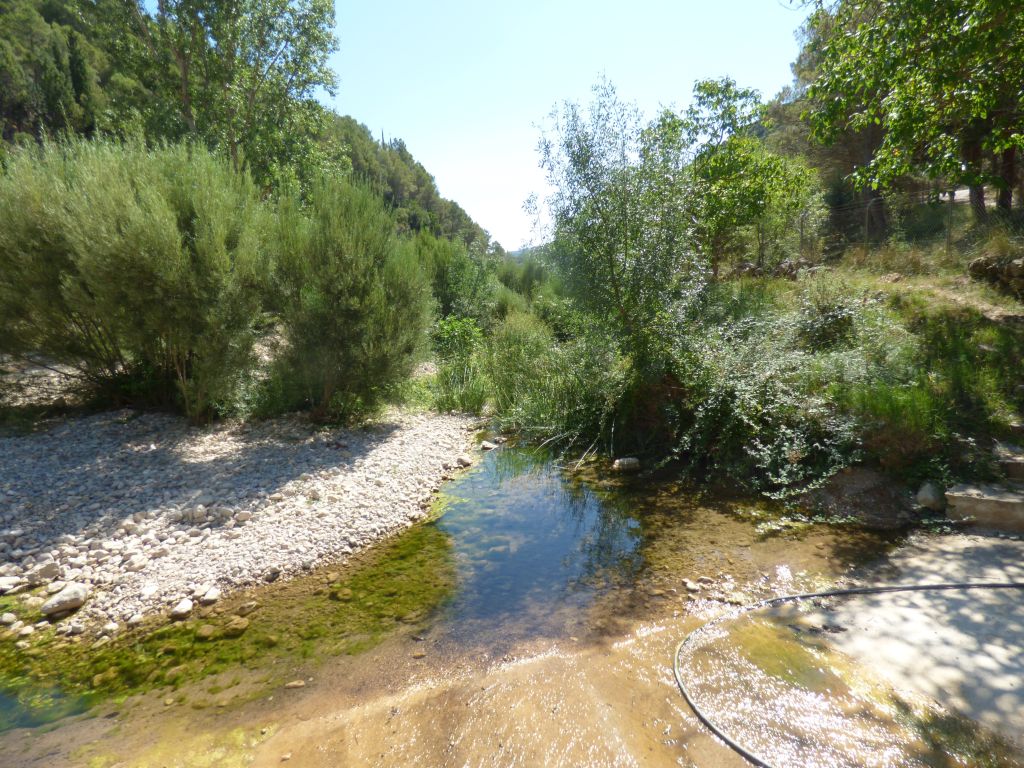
862 188 888 241
963 137 988 223
969 184 988 222
997 146 1017 212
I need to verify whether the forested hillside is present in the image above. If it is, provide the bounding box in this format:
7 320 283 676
0 0 491 250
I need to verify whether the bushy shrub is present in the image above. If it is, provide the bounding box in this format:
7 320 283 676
268 179 431 422
493 284 529 321
673 320 859 497
485 313 627 445
415 232 499 324
432 315 482 362
796 276 858 351
0 139 267 420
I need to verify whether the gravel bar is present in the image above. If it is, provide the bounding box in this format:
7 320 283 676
0 408 477 636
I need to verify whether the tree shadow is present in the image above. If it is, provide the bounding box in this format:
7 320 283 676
0 408 403 558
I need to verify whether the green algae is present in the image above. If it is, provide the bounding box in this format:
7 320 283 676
729 618 849 693
0 523 456 731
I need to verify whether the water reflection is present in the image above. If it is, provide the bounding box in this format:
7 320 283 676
433 448 642 643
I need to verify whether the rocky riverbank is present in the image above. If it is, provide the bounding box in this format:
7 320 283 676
0 408 477 640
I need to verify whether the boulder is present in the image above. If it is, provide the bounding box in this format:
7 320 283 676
612 457 641 473
916 482 947 512
40 582 89 616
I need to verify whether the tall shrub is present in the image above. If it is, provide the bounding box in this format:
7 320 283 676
0 139 267 419
271 179 431 421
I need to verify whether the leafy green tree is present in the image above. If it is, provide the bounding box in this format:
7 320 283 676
765 12 890 244
129 0 338 187
0 1 106 139
685 78 822 272
326 114 491 246
538 78 699 367
806 0 1024 220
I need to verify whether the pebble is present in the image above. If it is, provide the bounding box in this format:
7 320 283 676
284 680 305 689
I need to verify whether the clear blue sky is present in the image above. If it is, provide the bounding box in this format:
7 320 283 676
326 1 810 249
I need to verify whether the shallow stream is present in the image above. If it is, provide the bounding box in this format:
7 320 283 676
1 446 1020 766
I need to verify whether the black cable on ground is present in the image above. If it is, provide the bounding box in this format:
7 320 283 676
672 581 1024 768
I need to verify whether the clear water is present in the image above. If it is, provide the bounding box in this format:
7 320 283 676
4 446 1020 767
432 448 643 644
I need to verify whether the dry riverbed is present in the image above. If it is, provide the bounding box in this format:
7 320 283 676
0 407 477 640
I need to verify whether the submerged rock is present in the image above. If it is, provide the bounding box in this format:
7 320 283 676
612 457 641 473
223 616 250 637
236 600 260 616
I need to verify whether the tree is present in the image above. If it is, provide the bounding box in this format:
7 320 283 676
537 79 699 368
129 0 338 187
0 1 105 140
806 0 1024 220
685 78 823 272
765 11 890 242
270 179 432 421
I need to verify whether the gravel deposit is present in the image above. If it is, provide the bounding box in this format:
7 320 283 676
0 408 476 634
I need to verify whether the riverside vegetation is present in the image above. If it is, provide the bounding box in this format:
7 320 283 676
1 0 1022 506
0 0 1023 760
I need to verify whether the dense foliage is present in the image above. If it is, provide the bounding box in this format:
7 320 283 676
267 179 432 421
0 140 267 419
1 0 1022 499
806 0 1024 220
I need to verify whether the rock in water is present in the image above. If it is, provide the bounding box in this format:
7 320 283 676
917 482 947 511
223 616 250 637
612 457 641 473
40 582 89 616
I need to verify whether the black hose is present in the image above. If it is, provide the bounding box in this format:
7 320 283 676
672 581 1024 768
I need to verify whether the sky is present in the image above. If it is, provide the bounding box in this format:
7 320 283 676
326 1 810 250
